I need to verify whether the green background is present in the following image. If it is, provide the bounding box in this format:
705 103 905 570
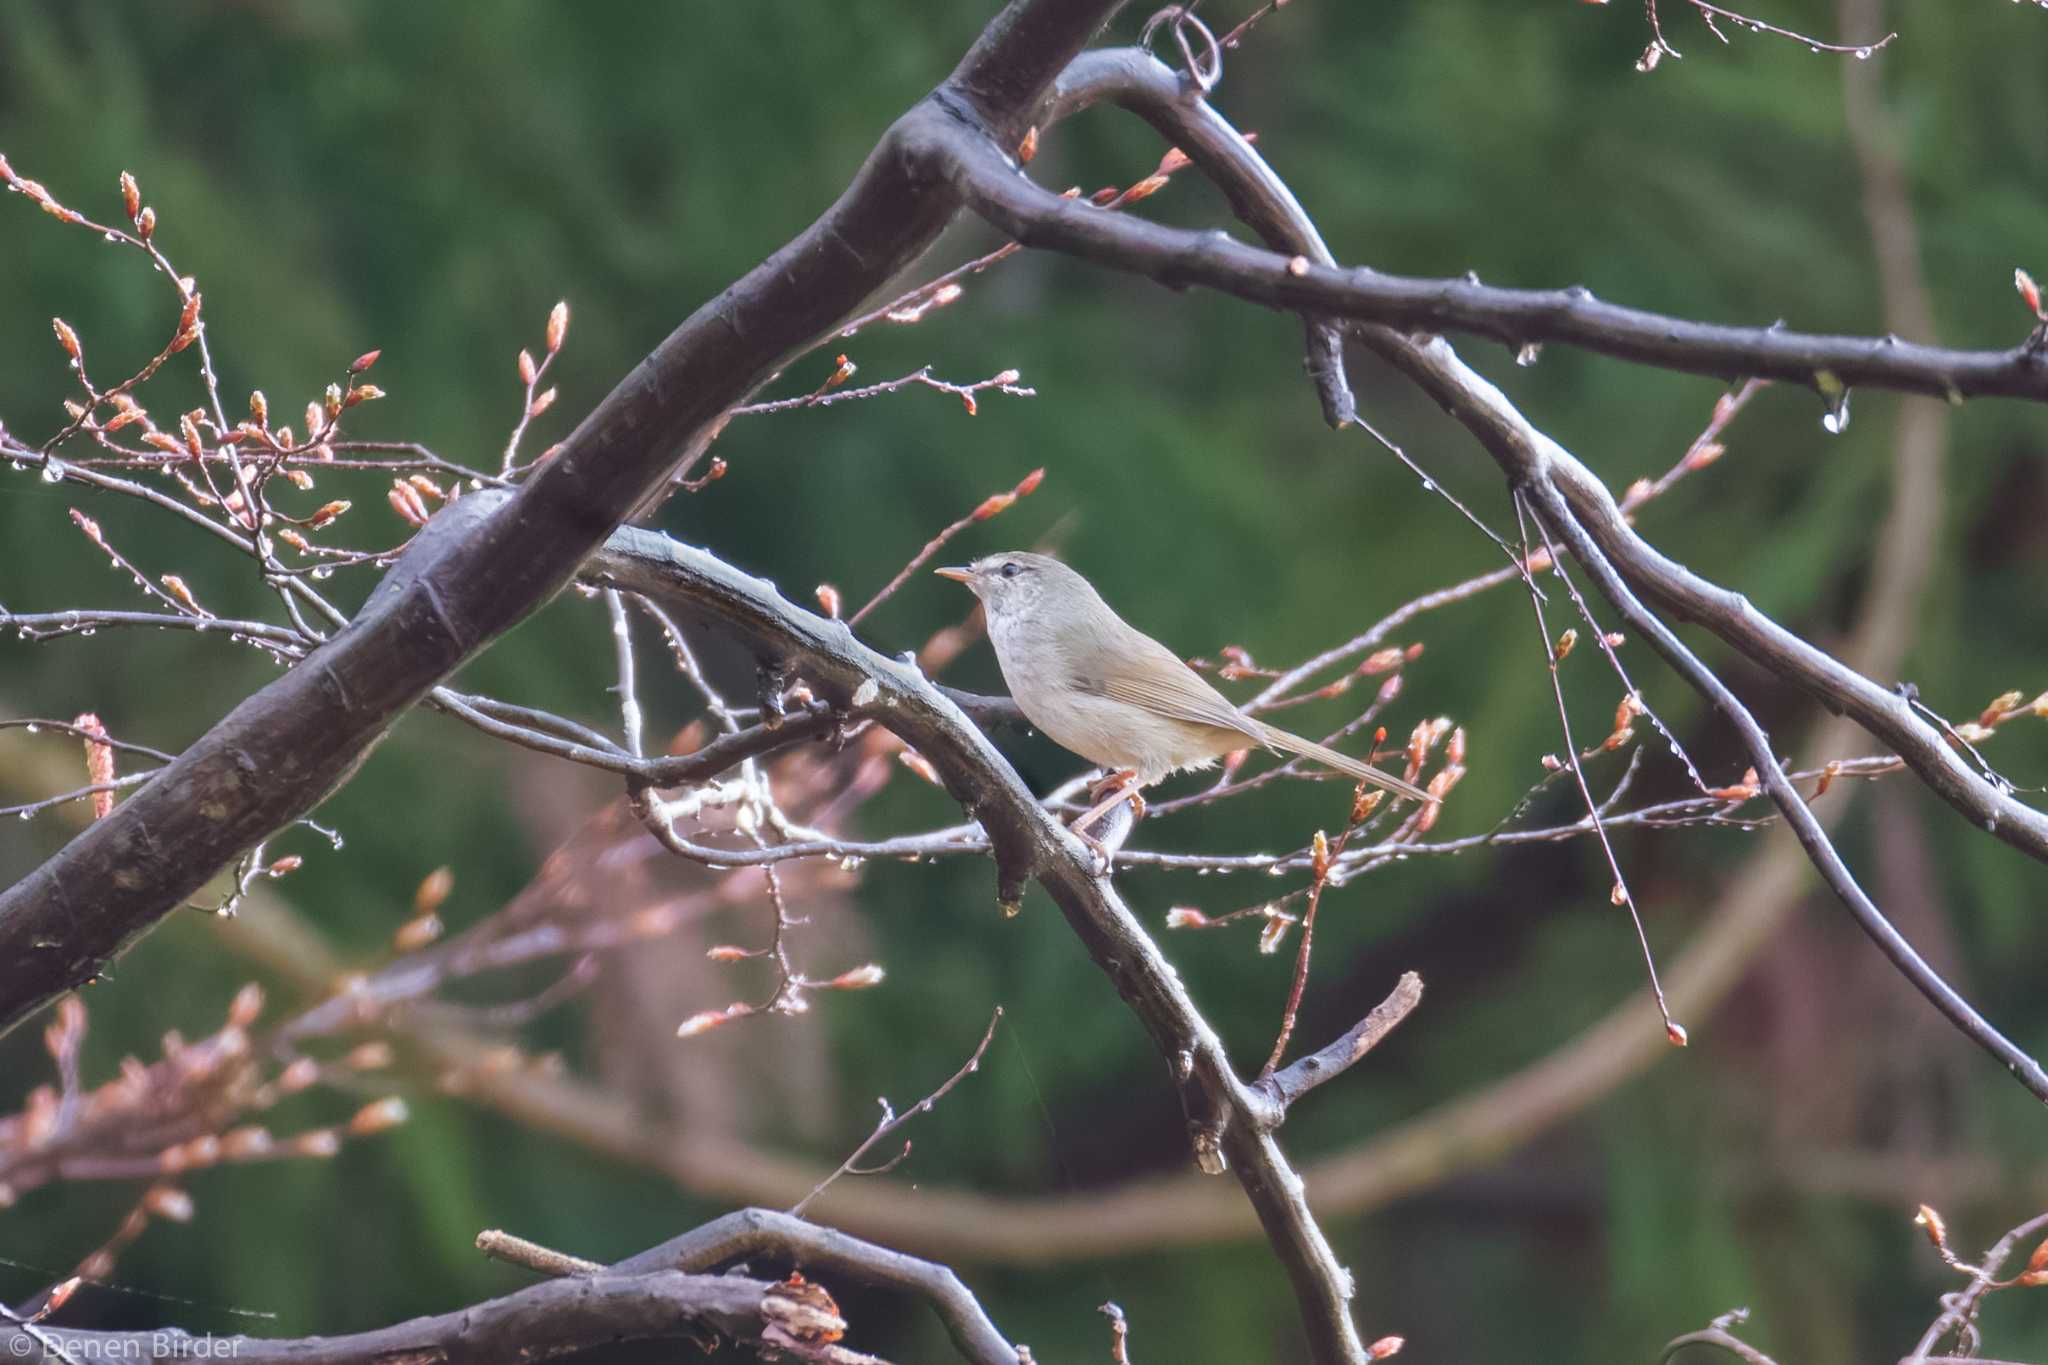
2 2 2045 1360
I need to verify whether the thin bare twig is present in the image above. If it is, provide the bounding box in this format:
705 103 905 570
791 1006 1004 1216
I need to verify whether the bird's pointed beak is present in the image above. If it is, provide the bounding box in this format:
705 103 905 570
933 565 974 584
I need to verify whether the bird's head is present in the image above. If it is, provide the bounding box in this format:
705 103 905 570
933 551 1088 625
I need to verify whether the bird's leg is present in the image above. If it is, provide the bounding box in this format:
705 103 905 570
1071 770 1143 874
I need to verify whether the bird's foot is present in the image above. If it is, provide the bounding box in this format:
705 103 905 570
1071 770 1143 876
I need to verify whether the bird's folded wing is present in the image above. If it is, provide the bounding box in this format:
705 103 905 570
1092 647 1269 747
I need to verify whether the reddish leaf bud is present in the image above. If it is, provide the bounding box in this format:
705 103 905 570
1257 914 1291 955
349 348 382 374
393 914 443 953
51 316 80 359
387 482 430 526
1121 172 1170 203
348 1097 410 1135
676 1008 733 1039
1813 759 1842 798
1018 125 1039 163
826 964 886 990
69 508 105 545
706 945 751 962
136 205 156 239
815 583 842 618
293 1130 343 1158
527 386 557 419
72 711 115 820
898 750 942 786
1368 1337 1405 1360
1665 1021 1689 1047
546 300 570 352
119 170 141 220
2018 268 2044 320
1683 440 1725 471
414 865 454 915
346 1042 395 1070
1164 907 1211 929
517 349 537 384
43 1279 83 1316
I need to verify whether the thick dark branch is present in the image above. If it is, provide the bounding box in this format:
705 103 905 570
950 136 2048 403
613 1208 1017 1365
0 0 1121 1038
5 1269 786 1364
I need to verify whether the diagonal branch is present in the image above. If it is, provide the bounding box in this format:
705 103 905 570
1520 476 2048 1101
583 511 1387 1364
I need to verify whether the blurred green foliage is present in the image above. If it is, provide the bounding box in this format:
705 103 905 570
1 2 2045 1361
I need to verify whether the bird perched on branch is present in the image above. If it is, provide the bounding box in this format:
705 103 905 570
937 551 1433 865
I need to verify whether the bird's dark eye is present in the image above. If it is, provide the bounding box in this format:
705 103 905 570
999 562 1020 579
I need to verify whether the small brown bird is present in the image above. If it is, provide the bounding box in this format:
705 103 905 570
936 551 1433 857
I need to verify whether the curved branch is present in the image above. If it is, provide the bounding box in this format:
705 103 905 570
952 137 2048 401
613 1208 1017 1365
6 1269 795 1365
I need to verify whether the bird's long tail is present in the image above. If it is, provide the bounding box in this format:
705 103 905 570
1255 722 1437 804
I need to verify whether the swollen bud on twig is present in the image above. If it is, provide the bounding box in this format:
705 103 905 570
414 866 454 915
347 1097 410 1136
824 964 886 990
677 1007 737 1039
546 300 570 353
73 712 115 820
2017 268 2045 321
1257 912 1291 955
119 170 141 220
393 914 443 953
